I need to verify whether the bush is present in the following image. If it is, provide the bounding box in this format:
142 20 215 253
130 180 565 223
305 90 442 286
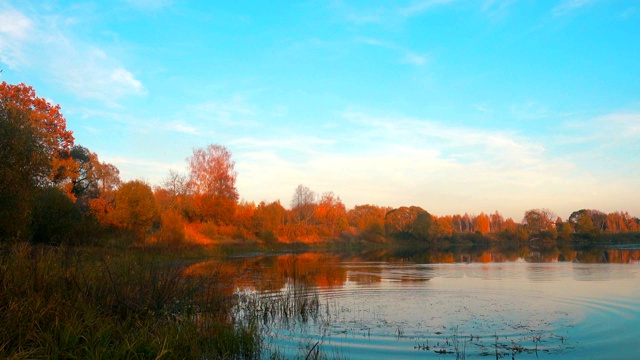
31 187 81 244
257 230 279 246
157 209 186 245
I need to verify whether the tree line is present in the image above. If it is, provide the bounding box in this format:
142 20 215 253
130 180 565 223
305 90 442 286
1 81 639 245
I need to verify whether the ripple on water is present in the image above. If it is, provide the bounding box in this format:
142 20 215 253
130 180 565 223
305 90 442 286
256 261 640 359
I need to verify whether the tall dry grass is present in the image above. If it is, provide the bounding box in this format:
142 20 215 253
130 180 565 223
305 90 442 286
0 244 260 359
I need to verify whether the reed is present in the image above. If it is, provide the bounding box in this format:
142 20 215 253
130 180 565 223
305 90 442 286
0 243 260 359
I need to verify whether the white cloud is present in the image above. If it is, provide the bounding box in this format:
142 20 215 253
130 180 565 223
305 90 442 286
190 96 255 126
106 155 183 184
0 7 33 68
231 109 604 219
165 121 197 135
110 68 144 94
595 112 640 137
0 5 144 105
400 52 428 66
0 8 31 38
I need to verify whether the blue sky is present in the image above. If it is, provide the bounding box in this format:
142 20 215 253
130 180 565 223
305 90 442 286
1 0 639 220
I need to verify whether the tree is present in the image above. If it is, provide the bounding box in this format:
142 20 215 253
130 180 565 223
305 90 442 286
0 82 74 186
385 206 432 240
110 180 158 241
253 200 286 242
475 212 490 235
0 104 44 240
31 187 81 244
1 82 75 241
188 144 238 224
156 169 192 219
314 192 348 236
347 204 388 236
253 201 286 232
523 208 556 235
430 216 454 239
568 209 606 235
556 218 573 241
290 184 316 225
490 211 504 233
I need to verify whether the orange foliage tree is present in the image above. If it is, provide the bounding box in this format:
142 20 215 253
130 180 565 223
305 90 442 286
314 192 348 236
347 204 388 237
110 180 158 241
475 212 490 235
188 144 239 224
253 201 286 239
1 82 75 241
0 82 75 186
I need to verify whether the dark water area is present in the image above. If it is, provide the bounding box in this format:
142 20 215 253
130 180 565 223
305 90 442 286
188 244 640 359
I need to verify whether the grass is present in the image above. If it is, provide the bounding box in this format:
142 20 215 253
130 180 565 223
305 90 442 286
0 243 260 359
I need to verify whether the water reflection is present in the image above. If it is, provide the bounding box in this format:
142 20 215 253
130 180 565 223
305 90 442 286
186 245 640 291
186 245 640 359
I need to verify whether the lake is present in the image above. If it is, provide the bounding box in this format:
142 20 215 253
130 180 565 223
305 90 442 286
187 244 640 359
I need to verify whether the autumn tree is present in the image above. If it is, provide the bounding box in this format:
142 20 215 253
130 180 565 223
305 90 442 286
490 211 504 233
568 209 607 235
556 217 574 241
155 169 194 220
0 82 75 241
314 192 347 236
110 180 158 241
253 201 286 232
290 184 316 225
430 215 454 239
604 211 638 233
385 206 433 241
235 200 256 233
66 146 120 206
347 204 388 238
0 82 75 186
0 103 44 240
523 208 557 237
253 200 286 243
462 213 473 232
188 144 239 224
475 212 490 235
452 214 464 232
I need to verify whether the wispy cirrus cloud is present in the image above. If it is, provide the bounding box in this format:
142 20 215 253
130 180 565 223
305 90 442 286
331 0 460 26
356 37 429 67
120 0 172 11
399 0 459 17
552 0 599 17
0 7 33 68
0 3 145 105
188 96 256 126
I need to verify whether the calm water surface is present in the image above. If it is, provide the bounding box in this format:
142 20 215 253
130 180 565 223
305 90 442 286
191 245 640 359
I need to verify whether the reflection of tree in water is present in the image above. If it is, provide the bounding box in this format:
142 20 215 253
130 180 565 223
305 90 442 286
184 246 640 294
185 253 348 291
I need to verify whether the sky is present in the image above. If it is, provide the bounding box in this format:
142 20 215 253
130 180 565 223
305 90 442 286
1 0 639 220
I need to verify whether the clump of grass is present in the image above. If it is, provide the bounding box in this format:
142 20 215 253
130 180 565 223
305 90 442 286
252 283 320 328
0 243 260 359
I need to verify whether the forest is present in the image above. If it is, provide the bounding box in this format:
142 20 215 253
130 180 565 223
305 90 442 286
2 81 640 247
